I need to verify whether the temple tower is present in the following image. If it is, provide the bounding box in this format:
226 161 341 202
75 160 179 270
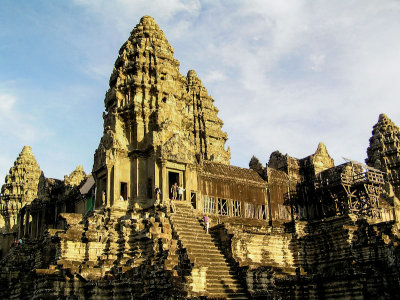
93 16 229 209
366 113 400 197
0 146 41 233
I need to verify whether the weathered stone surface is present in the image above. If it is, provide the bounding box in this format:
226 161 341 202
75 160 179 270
186 69 230 164
64 165 86 187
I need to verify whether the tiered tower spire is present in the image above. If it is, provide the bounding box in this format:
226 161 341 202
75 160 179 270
366 113 400 196
0 146 41 232
186 70 230 164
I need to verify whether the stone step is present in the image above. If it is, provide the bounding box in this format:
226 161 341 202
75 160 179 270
199 269 237 277
168 206 245 297
173 228 213 237
206 280 242 287
174 209 195 213
175 232 213 241
172 226 210 234
170 218 204 224
186 251 226 260
178 239 221 250
208 293 248 300
181 245 223 254
173 212 198 217
205 274 239 281
205 285 244 292
186 249 227 256
172 224 207 232
185 249 227 258
169 217 202 224
170 223 204 230
171 223 204 229
206 289 248 296
189 260 232 269
207 288 246 296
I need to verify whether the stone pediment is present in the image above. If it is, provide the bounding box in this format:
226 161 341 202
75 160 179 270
160 133 194 164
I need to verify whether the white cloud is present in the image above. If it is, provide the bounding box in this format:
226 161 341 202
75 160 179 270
309 54 325 71
0 93 15 112
0 90 46 143
203 70 226 84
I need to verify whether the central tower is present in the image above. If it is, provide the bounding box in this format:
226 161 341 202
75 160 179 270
93 16 230 209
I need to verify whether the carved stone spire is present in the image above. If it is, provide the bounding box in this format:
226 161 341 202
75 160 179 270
94 16 230 173
366 113 400 196
64 165 86 187
92 16 231 205
94 15 194 171
0 146 41 232
312 142 334 175
186 70 230 164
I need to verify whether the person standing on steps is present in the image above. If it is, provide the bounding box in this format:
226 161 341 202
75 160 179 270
178 185 185 200
204 214 210 234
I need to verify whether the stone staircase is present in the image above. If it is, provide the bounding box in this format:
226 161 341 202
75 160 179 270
169 201 248 299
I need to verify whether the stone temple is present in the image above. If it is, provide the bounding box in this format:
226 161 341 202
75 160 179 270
1 16 400 299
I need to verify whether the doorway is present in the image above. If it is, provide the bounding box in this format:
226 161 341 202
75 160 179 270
191 192 197 209
120 182 127 201
168 171 180 199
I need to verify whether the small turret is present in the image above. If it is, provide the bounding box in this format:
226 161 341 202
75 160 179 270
0 146 42 232
366 113 400 197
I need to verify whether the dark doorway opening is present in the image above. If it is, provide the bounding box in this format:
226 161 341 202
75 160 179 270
191 192 197 209
168 171 179 199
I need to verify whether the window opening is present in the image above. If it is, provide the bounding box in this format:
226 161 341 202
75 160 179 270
232 200 241 217
258 204 267 220
203 196 216 214
120 182 127 200
244 202 255 219
218 198 228 216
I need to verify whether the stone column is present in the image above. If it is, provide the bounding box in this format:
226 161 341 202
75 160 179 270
24 211 29 237
161 160 167 204
106 167 112 207
18 210 24 238
35 212 40 238
112 163 117 207
184 165 190 203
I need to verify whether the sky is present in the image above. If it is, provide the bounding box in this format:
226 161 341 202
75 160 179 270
1 0 400 182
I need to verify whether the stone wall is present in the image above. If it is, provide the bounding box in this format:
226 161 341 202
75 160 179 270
0 205 193 299
210 214 400 299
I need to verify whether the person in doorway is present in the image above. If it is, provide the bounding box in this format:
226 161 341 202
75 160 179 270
120 194 124 201
204 214 210 234
178 185 185 200
154 186 161 205
171 183 178 201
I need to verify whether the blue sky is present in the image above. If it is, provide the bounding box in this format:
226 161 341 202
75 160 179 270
1 0 400 182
